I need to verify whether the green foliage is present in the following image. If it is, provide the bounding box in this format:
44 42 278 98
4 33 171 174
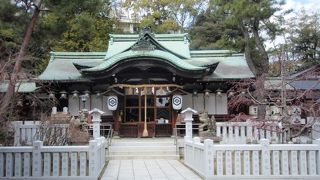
189 11 244 50
189 0 284 75
0 0 28 59
125 0 203 33
0 0 115 75
29 0 115 74
53 13 112 52
289 11 320 64
268 10 320 74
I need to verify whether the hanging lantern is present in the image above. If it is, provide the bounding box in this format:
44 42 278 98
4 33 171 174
48 92 55 99
84 90 90 97
204 89 211 97
107 96 118 111
172 95 183 110
216 89 222 96
72 90 79 98
95 91 101 97
17 100 23 106
60 91 67 99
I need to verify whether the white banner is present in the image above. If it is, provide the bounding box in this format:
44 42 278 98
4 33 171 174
172 95 182 110
107 96 118 111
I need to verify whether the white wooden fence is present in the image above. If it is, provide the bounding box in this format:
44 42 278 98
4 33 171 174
184 137 320 179
0 137 106 179
13 121 69 146
216 121 287 144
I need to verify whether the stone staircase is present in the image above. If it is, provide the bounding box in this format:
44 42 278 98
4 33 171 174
108 138 179 160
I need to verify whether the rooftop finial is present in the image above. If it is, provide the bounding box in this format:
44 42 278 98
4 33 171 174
139 26 154 38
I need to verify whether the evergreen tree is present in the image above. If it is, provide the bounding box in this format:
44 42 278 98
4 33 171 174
124 0 204 33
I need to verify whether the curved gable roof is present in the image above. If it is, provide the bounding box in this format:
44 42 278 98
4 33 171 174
106 33 190 59
81 50 206 73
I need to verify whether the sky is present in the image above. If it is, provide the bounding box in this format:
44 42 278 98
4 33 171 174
284 0 320 11
265 0 320 50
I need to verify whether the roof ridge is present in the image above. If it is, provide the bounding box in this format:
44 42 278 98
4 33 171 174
50 52 107 56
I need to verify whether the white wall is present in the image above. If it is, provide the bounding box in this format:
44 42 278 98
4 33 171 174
91 95 103 110
205 94 216 114
68 95 112 116
215 93 228 114
193 93 204 112
68 96 79 116
182 94 192 110
182 93 228 115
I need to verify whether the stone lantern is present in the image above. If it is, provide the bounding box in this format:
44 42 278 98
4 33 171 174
89 108 105 139
181 107 198 140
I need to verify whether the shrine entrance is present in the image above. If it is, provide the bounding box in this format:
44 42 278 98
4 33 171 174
111 84 183 138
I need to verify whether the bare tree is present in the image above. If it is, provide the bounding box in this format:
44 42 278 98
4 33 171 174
0 0 43 122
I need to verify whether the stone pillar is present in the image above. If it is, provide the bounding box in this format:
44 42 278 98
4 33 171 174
204 139 214 177
52 107 57 114
89 139 98 176
181 107 198 140
260 138 271 175
32 141 43 177
63 107 68 114
89 108 105 139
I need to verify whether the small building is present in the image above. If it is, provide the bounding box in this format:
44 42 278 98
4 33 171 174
17 29 255 137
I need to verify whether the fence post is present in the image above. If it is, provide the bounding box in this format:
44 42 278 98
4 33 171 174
14 122 22 146
100 137 106 168
193 137 200 169
204 139 214 178
314 138 320 174
32 141 43 177
89 108 105 139
89 139 98 177
260 138 270 175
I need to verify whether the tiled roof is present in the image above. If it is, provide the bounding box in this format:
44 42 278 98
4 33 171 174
37 32 255 81
0 81 37 92
82 50 205 73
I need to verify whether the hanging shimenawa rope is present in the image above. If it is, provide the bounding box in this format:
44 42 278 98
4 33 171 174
109 84 183 89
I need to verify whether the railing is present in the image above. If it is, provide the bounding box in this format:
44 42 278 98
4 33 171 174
0 137 106 179
216 121 287 144
173 127 200 155
14 121 69 146
85 123 113 138
184 137 320 179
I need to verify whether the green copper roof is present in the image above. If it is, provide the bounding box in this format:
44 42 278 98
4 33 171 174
187 51 254 80
37 32 255 81
83 50 205 73
38 52 106 81
106 33 190 59
0 81 37 92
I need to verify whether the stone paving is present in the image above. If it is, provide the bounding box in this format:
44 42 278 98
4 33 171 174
101 159 203 180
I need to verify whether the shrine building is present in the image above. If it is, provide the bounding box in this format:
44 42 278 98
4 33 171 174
35 29 255 137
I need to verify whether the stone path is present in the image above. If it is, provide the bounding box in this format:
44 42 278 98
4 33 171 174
101 159 202 180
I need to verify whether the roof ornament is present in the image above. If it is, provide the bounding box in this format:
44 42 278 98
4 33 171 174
131 26 156 51
140 26 154 37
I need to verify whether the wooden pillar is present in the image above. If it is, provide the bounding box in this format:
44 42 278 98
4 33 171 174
113 110 120 132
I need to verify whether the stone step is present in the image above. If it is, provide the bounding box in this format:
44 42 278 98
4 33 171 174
107 154 180 160
109 149 177 155
111 141 174 147
109 145 176 151
108 138 179 160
